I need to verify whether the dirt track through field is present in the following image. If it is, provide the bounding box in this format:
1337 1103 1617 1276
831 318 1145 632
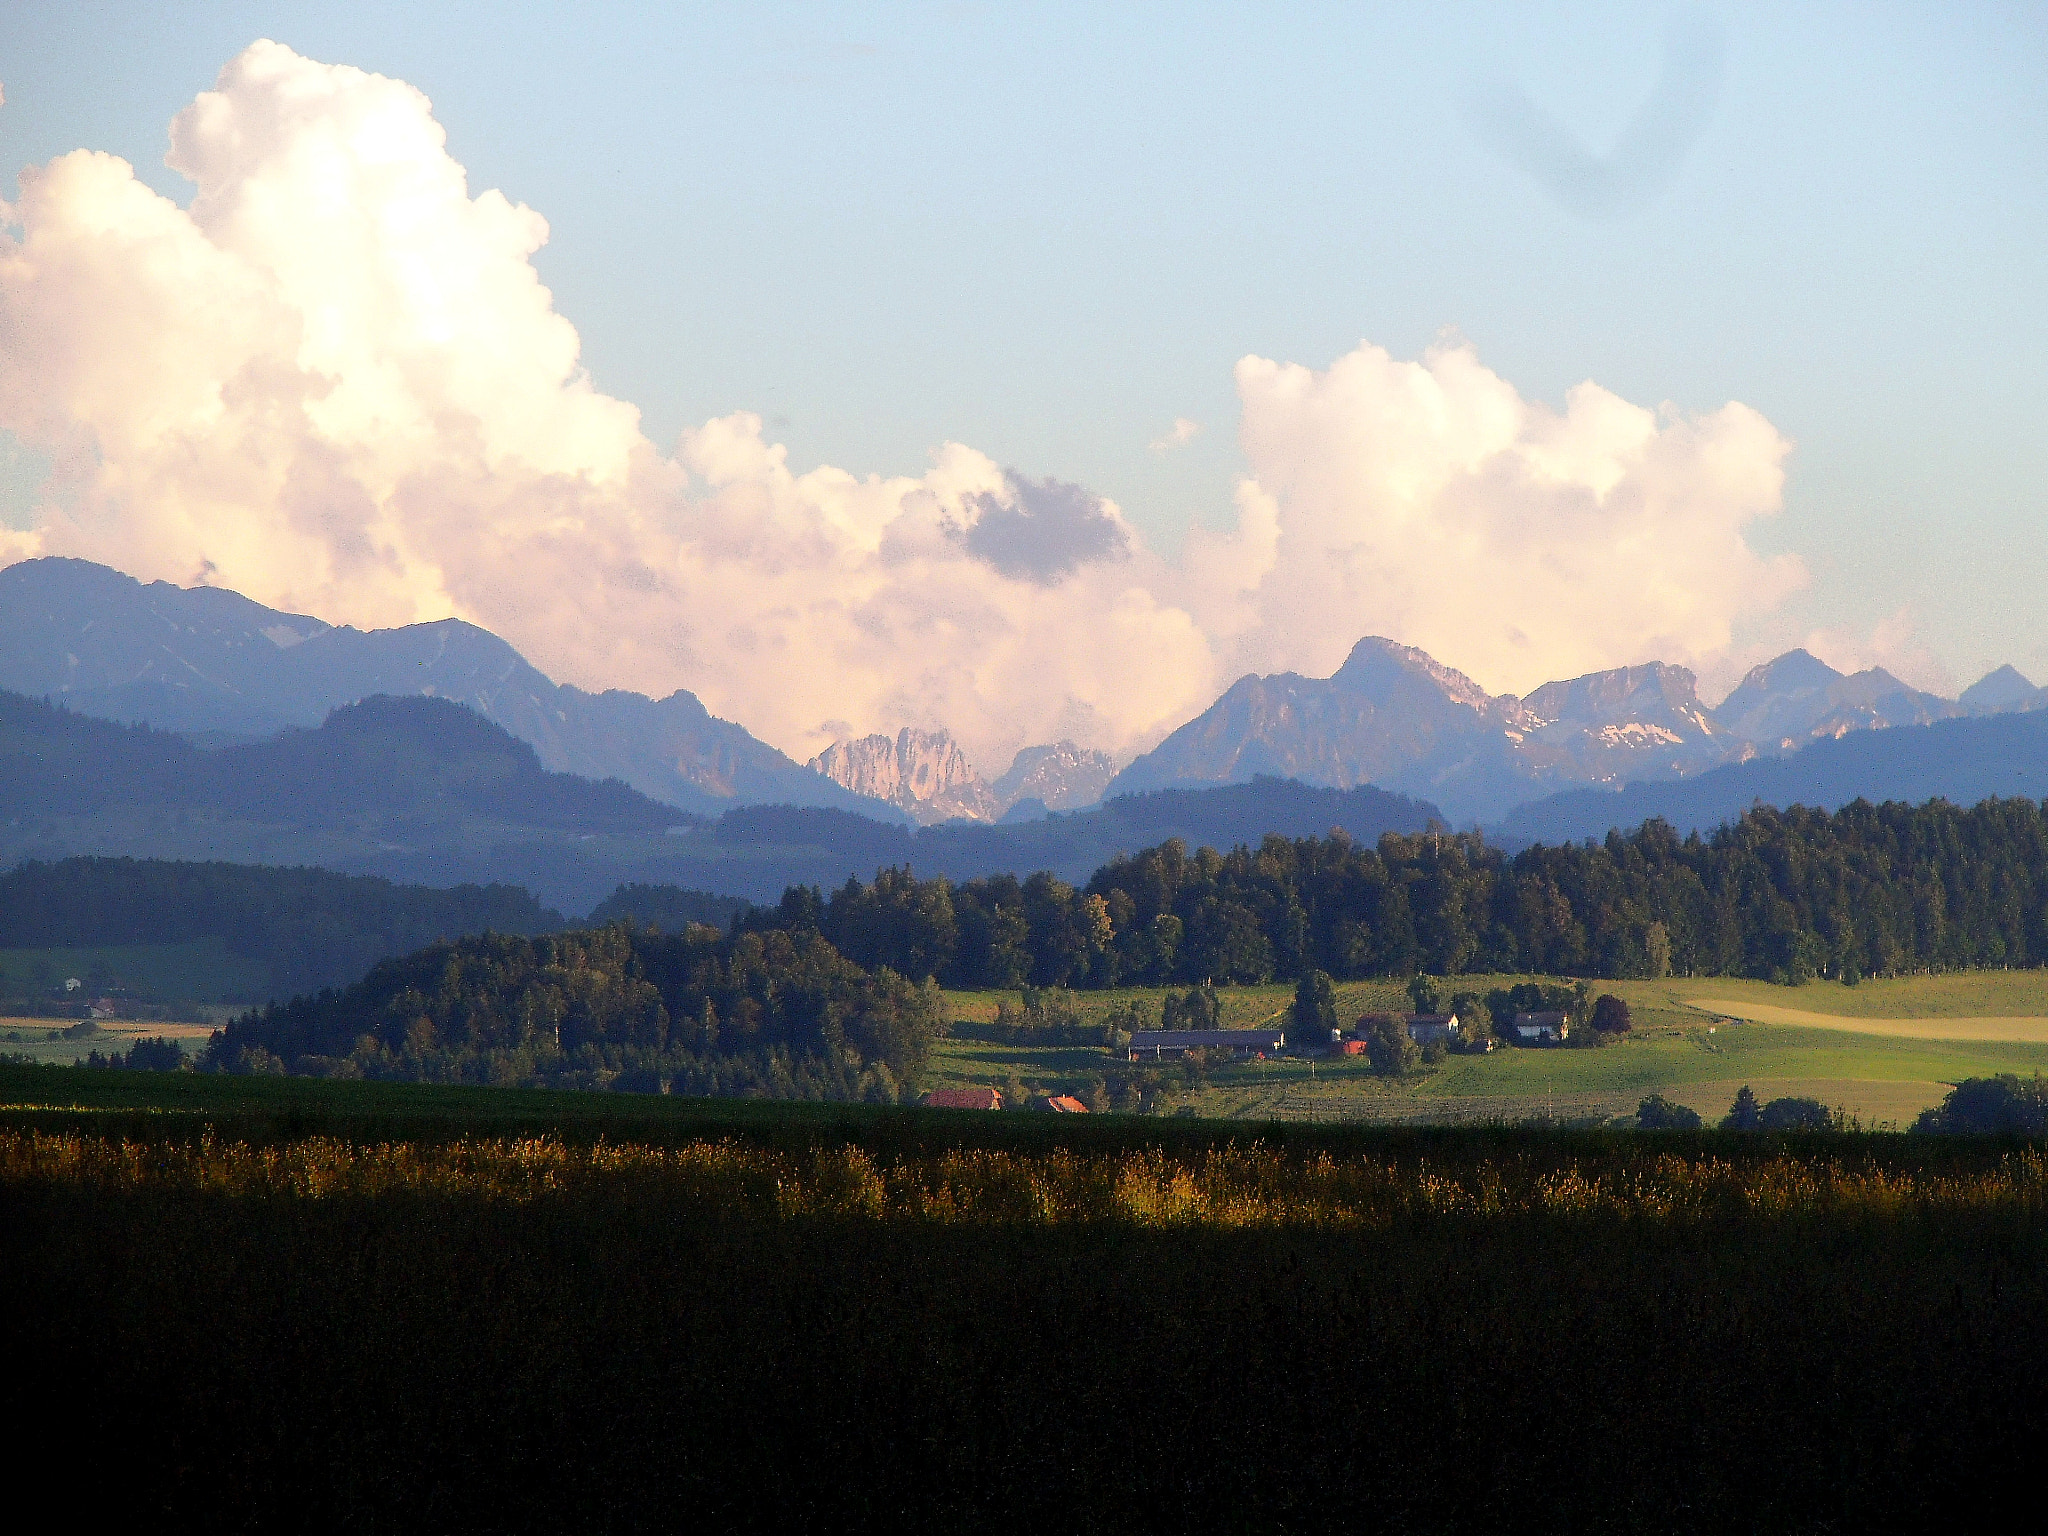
1687 999 2048 1044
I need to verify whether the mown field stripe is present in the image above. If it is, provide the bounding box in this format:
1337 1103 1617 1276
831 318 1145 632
1688 998 2048 1043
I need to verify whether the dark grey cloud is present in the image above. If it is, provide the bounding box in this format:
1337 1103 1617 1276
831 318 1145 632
1470 10 1725 220
962 472 1129 585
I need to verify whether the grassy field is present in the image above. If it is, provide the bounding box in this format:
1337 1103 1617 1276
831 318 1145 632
17 967 2048 1127
3 1064 2046 1532
0 1014 221 1066
932 971 2048 1128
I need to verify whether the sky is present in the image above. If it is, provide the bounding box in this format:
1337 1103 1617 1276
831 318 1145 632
0 3 2042 773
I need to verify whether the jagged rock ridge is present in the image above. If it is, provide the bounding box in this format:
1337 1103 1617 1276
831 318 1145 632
810 729 998 825
1109 637 2029 826
1712 649 1960 748
991 741 1116 814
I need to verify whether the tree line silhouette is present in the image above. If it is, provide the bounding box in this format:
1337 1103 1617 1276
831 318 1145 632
206 923 945 1103
746 797 2048 987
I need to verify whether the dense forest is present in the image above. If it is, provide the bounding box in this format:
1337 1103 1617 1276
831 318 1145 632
741 797 2048 988
184 793 2048 1101
0 857 561 1002
206 923 944 1103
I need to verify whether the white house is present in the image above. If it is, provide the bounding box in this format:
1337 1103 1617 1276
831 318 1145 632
1513 1010 1570 1043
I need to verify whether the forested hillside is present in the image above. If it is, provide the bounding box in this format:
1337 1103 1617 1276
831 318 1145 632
743 797 2048 987
208 924 943 1102
0 857 561 1001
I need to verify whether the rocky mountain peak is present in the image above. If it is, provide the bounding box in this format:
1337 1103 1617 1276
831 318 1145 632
809 728 997 825
1522 663 1718 739
1960 665 2044 716
1733 648 1840 695
1711 650 1845 746
1332 636 1520 720
1713 651 1960 749
991 740 1116 813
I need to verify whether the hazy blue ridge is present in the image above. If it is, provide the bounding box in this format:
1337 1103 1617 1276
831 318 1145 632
0 557 907 823
1489 710 2048 846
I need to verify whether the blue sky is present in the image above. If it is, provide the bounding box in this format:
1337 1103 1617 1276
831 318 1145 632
2 1 2044 705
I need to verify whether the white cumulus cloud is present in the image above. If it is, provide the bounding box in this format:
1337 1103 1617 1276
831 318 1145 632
1203 340 1807 698
0 42 1807 772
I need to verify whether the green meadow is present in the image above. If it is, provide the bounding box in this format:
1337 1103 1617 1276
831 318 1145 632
928 970 2048 1127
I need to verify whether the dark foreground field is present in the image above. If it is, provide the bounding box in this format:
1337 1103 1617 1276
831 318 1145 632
4 1067 2045 1534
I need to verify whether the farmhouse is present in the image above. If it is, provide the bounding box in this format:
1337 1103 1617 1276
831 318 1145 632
923 1086 1004 1110
1127 1029 1284 1061
1513 1011 1570 1043
1403 1013 1460 1046
1352 1013 1461 1046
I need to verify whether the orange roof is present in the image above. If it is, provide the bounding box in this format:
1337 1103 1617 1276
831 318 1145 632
1044 1095 1088 1113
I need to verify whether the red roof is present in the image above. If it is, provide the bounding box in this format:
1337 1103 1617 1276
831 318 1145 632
1043 1095 1088 1113
923 1087 1003 1110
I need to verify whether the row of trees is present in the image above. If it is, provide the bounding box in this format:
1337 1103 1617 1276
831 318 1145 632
1636 1087 1842 1133
746 798 2048 987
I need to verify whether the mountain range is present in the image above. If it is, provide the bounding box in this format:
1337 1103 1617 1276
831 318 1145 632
807 728 1116 825
1107 636 2028 824
0 686 1439 909
0 557 903 821
6 555 2046 834
0 557 1123 828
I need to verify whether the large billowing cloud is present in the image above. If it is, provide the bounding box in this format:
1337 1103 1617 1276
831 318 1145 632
0 42 1805 771
1200 341 1807 697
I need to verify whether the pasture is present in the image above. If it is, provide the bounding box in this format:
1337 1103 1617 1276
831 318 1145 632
933 970 2048 1127
0 1015 219 1067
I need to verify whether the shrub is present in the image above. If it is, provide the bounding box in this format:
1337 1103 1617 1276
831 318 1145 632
1361 1015 1420 1077
1915 1075 2048 1135
1759 1097 1832 1132
1590 994 1632 1034
1636 1094 1702 1131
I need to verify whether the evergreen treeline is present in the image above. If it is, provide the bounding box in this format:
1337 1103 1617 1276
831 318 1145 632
206 923 944 1103
586 882 754 932
745 797 2048 986
0 857 562 1001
